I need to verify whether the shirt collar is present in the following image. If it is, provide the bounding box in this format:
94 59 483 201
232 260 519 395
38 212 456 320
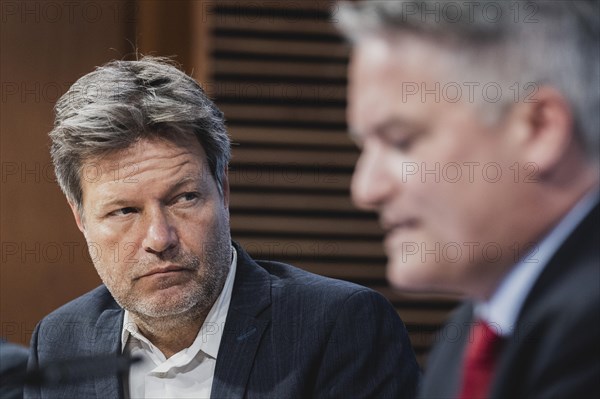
476 189 599 337
121 245 237 360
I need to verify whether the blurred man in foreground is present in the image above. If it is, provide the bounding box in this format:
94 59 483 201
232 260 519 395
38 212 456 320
26 57 419 398
339 1 599 398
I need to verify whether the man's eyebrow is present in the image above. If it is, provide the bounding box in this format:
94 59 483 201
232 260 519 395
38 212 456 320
96 176 202 212
350 118 421 143
375 118 418 136
164 175 202 196
97 198 131 212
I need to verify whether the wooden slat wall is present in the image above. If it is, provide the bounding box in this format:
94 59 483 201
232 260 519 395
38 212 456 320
206 0 460 368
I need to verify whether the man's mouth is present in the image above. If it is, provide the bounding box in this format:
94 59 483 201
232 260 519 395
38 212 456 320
136 265 189 280
382 219 420 247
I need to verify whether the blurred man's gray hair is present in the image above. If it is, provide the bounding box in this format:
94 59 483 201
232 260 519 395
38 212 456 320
336 0 599 160
50 56 231 211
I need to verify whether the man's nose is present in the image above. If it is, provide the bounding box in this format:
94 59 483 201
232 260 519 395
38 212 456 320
351 142 394 211
142 207 178 255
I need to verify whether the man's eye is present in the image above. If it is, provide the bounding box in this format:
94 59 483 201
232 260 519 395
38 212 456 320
388 135 416 151
392 138 413 151
175 192 200 204
110 207 137 217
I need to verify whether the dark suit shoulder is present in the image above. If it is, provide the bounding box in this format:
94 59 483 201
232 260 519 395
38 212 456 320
529 262 598 333
37 285 119 326
254 259 377 300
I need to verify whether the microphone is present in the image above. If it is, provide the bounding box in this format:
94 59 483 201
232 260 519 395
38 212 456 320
2 353 141 388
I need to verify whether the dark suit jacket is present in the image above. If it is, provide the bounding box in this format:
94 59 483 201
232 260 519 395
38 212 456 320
26 242 419 398
420 203 600 398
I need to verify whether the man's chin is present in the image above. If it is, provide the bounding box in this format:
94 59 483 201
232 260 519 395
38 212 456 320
387 265 421 292
129 304 196 319
386 257 445 293
122 291 199 319
386 258 469 297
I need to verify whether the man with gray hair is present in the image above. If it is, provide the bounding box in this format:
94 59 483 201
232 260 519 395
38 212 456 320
338 1 599 398
26 57 420 398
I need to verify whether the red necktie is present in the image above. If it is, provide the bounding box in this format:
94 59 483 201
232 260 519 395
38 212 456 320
457 320 503 399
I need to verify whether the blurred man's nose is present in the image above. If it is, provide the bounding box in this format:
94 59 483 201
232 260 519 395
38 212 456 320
351 142 394 211
142 207 178 256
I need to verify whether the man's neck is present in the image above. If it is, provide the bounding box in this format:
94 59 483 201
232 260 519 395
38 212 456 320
130 307 209 358
472 167 599 301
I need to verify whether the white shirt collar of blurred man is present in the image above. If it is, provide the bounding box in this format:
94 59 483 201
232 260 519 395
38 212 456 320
120 245 237 399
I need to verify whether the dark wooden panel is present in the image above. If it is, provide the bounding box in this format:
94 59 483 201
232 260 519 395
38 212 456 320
214 37 349 58
229 191 359 213
216 0 336 12
214 81 346 101
229 126 354 148
221 104 346 124
232 146 357 168
213 13 339 35
231 214 382 237
229 167 352 191
213 59 347 79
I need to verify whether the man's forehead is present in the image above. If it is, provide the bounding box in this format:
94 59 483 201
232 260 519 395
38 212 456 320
354 35 449 71
78 138 210 190
349 39 443 130
85 138 203 168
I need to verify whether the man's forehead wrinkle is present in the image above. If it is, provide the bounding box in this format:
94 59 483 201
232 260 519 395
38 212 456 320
94 144 199 177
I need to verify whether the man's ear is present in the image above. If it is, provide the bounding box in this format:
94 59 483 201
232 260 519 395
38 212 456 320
507 85 574 175
68 200 86 234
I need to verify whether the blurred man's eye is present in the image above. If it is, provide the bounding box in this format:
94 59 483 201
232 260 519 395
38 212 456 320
377 121 422 152
389 136 415 151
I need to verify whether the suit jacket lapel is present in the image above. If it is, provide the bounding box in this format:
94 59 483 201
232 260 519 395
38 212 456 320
211 242 271 399
92 307 124 399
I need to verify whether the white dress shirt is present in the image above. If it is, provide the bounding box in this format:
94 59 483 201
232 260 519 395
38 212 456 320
121 247 237 399
476 189 599 337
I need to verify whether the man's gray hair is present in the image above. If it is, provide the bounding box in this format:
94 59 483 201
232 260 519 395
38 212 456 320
337 0 600 160
50 56 231 210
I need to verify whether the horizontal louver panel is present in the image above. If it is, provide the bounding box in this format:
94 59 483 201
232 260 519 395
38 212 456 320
207 1 459 369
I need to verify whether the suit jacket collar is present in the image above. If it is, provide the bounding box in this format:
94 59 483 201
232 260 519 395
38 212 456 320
92 301 124 399
211 241 272 398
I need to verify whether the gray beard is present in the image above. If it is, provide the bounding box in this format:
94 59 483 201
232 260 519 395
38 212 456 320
98 234 232 323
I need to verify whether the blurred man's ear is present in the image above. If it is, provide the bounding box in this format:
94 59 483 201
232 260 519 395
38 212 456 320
509 86 574 175
68 201 86 234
